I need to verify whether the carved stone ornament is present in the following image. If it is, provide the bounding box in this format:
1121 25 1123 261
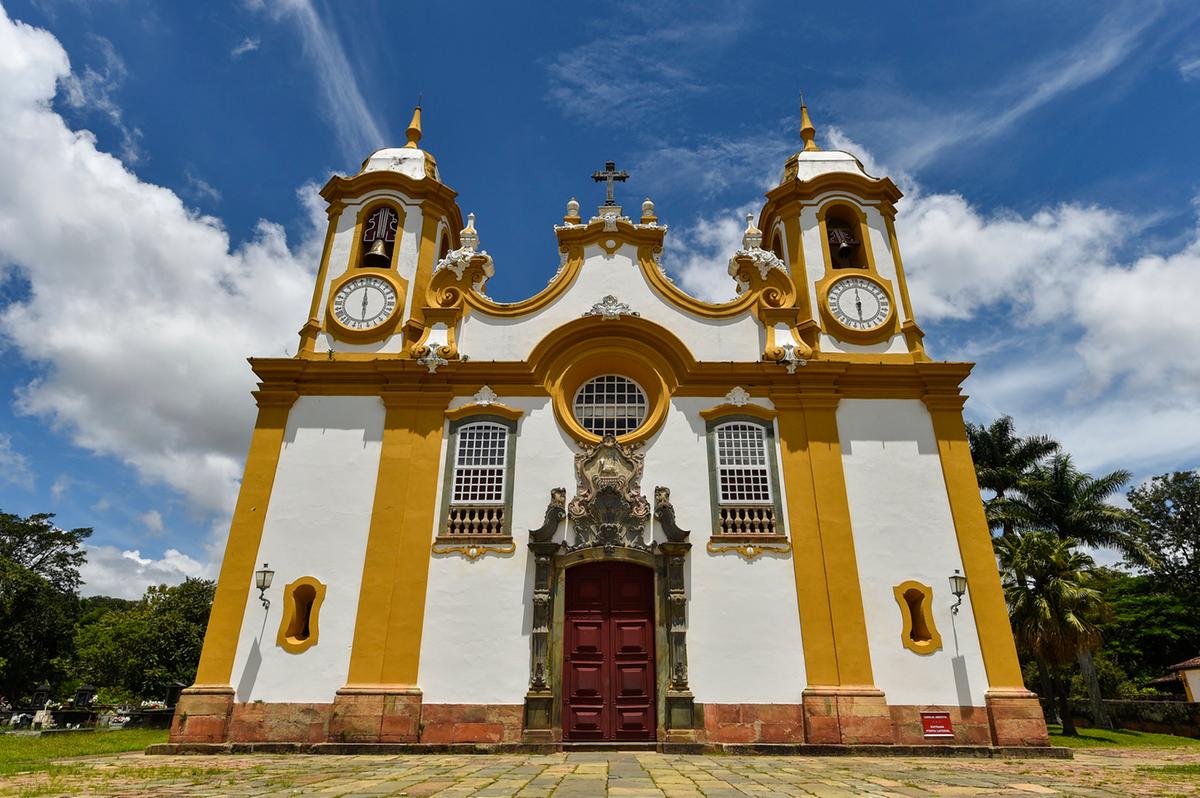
434 214 495 292
724 386 751 406
776 342 807 375
528 487 567 543
417 344 449 373
582 295 640 320
472 385 499 406
654 486 691 543
567 435 653 552
727 248 788 291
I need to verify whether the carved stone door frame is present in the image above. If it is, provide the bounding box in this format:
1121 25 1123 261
523 544 696 743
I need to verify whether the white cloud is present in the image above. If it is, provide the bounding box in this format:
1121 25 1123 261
0 9 320 523
92 497 111 512
663 203 756 303
79 545 209 599
1180 56 1200 81
139 509 164 534
253 0 385 161
545 9 747 125
59 33 143 164
0 434 34 490
50 474 68 500
184 170 221 205
230 35 260 59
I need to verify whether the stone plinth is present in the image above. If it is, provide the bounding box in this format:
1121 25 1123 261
328 687 423 743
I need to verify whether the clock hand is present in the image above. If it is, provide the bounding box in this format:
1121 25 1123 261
854 287 863 320
360 287 369 320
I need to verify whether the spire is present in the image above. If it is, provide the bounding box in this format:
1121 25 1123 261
800 95 819 152
404 104 422 149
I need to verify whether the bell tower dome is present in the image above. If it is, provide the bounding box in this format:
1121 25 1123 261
297 105 464 358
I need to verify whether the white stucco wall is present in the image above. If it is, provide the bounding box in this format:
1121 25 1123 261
229 396 384 704
457 244 761 363
418 393 806 705
1184 669 1200 703
838 399 991 707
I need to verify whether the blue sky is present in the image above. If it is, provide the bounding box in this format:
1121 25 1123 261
1 1 1198 595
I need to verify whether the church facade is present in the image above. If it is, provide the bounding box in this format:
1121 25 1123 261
170 106 1050 750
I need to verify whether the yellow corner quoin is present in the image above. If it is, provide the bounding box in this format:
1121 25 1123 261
893 580 943 655
192 393 296 687
923 393 1026 688
344 390 450 688
276 576 327 655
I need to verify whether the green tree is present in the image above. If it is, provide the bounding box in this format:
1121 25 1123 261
73 578 215 700
965 415 1059 533
1090 568 1200 686
997 531 1103 735
1127 471 1200 596
993 454 1148 728
0 511 90 702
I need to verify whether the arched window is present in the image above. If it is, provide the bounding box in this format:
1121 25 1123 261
573 375 648 437
359 205 399 268
704 416 787 548
276 576 326 654
714 422 773 505
824 206 868 270
893 580 943 655
437 414 519 551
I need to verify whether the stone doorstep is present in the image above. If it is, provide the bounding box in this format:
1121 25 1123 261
145 742 1073 759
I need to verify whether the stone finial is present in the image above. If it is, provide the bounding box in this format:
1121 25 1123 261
460 212 480 250
742 213 763 250
564 197 581 224
641 197 657 224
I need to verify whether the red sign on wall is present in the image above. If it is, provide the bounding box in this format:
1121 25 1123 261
921 711 954 738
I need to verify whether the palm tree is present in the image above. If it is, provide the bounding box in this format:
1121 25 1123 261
965 416 1059 534
997 531 1103 736
995 454 1150 729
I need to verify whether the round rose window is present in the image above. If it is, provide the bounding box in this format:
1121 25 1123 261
572 375 648 436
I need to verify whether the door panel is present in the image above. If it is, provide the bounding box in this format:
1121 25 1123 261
564 561 655 741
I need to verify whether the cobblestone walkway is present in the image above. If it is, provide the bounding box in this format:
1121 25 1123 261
3 748 1198 797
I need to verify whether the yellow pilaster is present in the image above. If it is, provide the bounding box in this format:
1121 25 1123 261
299 203 345 355
345 389 451 687
192 390 296 687
406 212 444 330
923 394 1025 689
774 392 875 687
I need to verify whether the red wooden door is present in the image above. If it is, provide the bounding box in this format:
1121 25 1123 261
563 561 655 740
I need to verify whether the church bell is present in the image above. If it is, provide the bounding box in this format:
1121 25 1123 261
361 238 391 267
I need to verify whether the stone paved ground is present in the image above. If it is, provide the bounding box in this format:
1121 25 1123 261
2 748 1198 797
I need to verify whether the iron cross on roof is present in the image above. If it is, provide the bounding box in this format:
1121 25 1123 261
591 160 629 206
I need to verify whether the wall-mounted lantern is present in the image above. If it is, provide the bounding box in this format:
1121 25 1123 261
949 569 968 615
255 563 275 610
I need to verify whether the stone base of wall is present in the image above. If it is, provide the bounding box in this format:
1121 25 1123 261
803 688 894 744
169 693 1049 747
421 704 524 744
700 704 805 743
986 690 1051 746
169 686 234 744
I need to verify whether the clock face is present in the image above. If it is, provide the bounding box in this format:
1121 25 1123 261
827 276 891 331
331 275 398 330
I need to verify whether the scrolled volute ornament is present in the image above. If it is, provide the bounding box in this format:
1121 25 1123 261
654 486 690 543
529 487 567 543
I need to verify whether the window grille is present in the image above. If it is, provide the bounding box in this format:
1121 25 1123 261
451 423 508 504
573 375 648 436
715 423 773 504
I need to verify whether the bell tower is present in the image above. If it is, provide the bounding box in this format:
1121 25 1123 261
757 101 926 360
297 105 465 358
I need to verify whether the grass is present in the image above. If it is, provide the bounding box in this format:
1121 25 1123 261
1047 723 1200 749
0 728 167 776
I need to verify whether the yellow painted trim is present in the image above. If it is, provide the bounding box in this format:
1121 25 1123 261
300 204 345 355
344 390 450 688
553 358 668 447
892 580 943 655
430 539 516 559
923 396 1026 688
698 403 777 423
706 537 790 559
445 403 524 422
343 201 408 278
406 211 444 330
815 270 900 345
276 576 327 654
883 216 916 326
324 268 408 343
773 393 875 688
191 392 296 686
